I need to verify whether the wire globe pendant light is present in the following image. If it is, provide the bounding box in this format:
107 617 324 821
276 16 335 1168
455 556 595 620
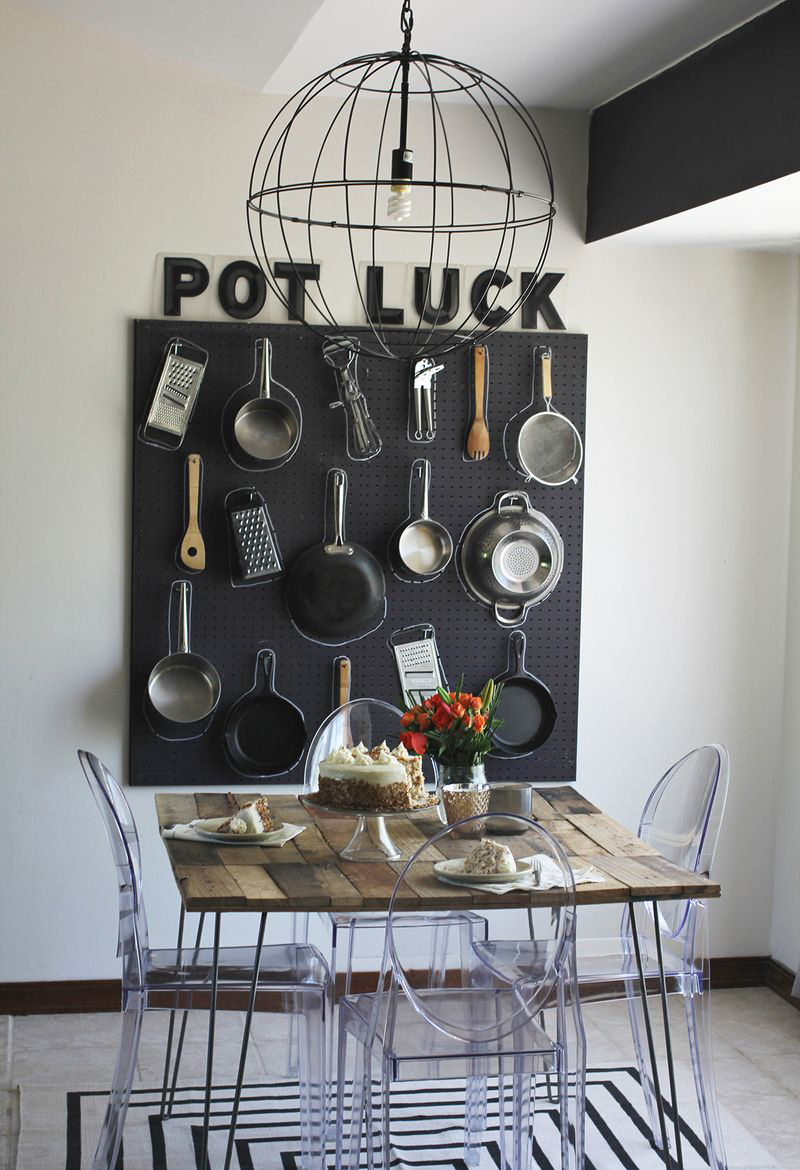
247 0 556 361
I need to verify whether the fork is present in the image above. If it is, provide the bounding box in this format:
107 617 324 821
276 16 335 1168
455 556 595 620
465 344 490 460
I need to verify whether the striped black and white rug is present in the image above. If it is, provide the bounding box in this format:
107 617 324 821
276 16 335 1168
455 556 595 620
17 1069 776 1169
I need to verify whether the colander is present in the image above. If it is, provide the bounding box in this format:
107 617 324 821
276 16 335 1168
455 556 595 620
458 491 564 627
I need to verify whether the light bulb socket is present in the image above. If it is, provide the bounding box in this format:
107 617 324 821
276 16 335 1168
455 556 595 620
391 147 414 185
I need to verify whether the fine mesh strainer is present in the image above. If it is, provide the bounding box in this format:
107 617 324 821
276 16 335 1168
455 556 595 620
513 346 583 486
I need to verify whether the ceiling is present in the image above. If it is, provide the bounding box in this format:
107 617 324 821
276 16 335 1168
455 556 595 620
37 0 778 108
34 0 797 250
605 172 800 253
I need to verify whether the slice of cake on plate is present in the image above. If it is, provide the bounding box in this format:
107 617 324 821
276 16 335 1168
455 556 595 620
218 797 274 835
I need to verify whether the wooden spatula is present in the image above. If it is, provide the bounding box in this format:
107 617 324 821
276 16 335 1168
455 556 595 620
179 453 206 571
465 344 490 460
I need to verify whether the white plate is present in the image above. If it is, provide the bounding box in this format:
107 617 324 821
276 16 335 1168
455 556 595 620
193 816 286 845
433 856 535 884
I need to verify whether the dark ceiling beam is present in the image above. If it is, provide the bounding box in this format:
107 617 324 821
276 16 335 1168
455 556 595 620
586 1 800 242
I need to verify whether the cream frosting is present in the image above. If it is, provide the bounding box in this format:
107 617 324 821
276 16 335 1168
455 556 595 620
228 804 268 835
319 742 407 786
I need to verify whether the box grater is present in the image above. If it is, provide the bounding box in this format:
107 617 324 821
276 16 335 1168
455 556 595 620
226 489 283 585
141 338 208 449
388 624 447 703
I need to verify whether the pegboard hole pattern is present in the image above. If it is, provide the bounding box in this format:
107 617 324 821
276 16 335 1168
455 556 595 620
130 321 588 787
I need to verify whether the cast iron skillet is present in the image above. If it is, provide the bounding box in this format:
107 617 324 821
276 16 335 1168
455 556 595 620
286 467 386 645
222 648 306 777
490 630 557 758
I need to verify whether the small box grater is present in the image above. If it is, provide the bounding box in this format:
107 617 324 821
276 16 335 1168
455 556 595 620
141 338 208 449
388 624 447 703
226 488 283 585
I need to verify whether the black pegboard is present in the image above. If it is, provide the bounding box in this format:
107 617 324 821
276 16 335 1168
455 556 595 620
129 320 588 787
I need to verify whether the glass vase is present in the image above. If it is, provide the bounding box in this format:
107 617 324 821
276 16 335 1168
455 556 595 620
439 762 489 836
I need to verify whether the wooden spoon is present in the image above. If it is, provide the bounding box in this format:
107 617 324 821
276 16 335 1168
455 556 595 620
179 453 206 571
465 344 490 460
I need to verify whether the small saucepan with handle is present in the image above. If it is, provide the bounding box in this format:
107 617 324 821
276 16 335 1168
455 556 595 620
145 580 221 740
388 458 453 582
223 337 302 471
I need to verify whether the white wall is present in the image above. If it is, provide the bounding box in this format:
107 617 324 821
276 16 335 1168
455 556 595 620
770 270 800 977
1 0 798 980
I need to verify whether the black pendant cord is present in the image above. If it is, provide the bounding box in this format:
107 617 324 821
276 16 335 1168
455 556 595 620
393 0 414 182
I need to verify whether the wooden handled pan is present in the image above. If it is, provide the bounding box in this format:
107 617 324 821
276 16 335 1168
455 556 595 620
489 630 557 758
286 467 386 645
222 648 306 778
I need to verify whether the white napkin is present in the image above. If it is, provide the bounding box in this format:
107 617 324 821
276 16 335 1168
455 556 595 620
439 853 606 895
161 820 305 847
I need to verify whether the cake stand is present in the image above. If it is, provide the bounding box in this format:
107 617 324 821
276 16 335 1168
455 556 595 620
299 793 441 861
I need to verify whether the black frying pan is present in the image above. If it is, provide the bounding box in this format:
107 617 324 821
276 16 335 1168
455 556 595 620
286 468 386 645
490 630 557 758
222 648 307 777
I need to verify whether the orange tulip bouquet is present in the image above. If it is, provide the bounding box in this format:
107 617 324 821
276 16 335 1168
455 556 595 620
400 678 503 767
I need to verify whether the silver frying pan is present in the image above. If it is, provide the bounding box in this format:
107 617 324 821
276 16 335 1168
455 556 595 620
516 347 583 486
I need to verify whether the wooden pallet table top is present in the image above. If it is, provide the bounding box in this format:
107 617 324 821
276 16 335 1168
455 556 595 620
155 789 721 914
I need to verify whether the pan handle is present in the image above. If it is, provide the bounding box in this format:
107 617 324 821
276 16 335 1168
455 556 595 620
494 600 525 628
507 629 527 671
172 579 192 654
255 647 277 693
256 337 272 401
408 458 431 521
540 347 553 410
329 467 348 547
333 655 351 709
495 490 531 514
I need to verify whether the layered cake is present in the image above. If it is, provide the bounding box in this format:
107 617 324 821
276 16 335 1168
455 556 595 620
317 741 427 811
218 797 274 835
463 838 516 875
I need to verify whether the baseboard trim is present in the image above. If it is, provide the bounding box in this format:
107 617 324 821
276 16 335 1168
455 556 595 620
2 956 797 1015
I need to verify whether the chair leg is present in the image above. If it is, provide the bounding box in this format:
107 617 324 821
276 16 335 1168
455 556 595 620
299 992 327 1170
463 1073 483 1166
92 990 144 1170
512 1066 533 1170
343 1024 370 1170
685 988 728 1170
557 1050 571 1170
287 912 310 1079
161 910 206 1119
624 973 664 1149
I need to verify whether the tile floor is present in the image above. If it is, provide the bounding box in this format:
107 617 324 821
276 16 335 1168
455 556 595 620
0 987 798 1169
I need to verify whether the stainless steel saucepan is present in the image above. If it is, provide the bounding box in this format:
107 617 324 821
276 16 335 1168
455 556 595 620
458 491 564 626
234 338 300 462
145 580 221 738
389 459 453 582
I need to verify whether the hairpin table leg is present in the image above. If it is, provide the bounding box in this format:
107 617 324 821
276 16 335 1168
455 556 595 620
629 901 672 1166
223 913 268 1170
200 913 221 1170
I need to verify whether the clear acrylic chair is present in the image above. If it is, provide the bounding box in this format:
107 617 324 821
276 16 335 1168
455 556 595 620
475 744 730 1170
336 812 584 1170
289 698 488 1116
579 744 730 1170
78 749 329 1170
